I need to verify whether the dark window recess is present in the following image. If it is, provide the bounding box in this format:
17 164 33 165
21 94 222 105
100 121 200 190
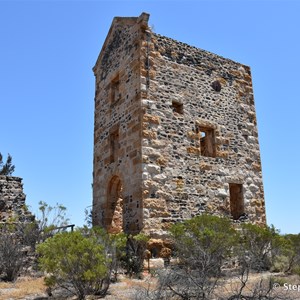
229 183 244 220
172 101 183 114
211 80 222 92
196 126 216 157
109 129 119 163
111 75 120 104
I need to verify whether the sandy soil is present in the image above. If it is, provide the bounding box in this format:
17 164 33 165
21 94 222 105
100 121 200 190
1 272 300 300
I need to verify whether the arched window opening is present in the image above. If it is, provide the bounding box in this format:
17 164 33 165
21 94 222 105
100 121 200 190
105 176 123 233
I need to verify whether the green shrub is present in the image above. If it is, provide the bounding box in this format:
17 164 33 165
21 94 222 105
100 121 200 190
160 214 238 299
239 223 282 271
123 233 149 278
273 233 300 274
37 229 112 299
170 214 237 271
109 232 127 281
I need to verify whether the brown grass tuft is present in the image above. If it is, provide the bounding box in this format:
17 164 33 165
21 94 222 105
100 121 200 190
0 276 46 300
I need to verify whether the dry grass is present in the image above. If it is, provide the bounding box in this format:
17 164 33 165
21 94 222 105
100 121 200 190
1 272 300 300
0 276 46 300
104 273 157 300
0 274 156 300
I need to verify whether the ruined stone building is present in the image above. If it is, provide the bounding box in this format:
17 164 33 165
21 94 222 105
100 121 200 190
92 12 266 238
0 176 34 225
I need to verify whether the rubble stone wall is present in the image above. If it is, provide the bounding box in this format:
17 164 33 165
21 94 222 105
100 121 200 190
140 32 266 237
0 176 34 224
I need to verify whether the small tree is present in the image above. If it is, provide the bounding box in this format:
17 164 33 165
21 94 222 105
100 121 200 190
37 228 112 299
0 226 23 281
272 233 300 274
224 224 286 300
159 214 237 299
0 200 70 281
284 234 300 274
0 153 15 175
109 232 127 281
84 206 93 228
35 200 69 242
238 223 281 272
123 233 149 278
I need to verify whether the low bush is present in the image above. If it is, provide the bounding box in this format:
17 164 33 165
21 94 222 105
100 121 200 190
37 228 112 299
123 233 149 278
0 227 23 281
158 214 237 299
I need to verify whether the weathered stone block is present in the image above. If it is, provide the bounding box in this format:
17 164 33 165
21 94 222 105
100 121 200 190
200 162 212 171
143 114 160 125
147 164 160 174
153 173 167 182
187 146 201 155
143 130 157 139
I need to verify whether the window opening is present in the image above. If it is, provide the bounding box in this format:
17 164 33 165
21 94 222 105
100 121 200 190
229 183 244 220
111 74 120 104
212 80 221 92
109 128 119 163
172 101 183 114
196 126 216 157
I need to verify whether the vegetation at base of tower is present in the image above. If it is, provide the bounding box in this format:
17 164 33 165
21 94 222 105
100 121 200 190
36 226 149 297
108 231 127 281
0 153 15 176
122 233 150 278
225 224 288 300
134 215 300 300
272 233 300 274
237 223 283 272
4 208 300 299
153 215 238 300
37 228 112 300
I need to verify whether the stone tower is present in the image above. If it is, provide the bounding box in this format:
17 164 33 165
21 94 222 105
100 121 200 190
92 13 266 237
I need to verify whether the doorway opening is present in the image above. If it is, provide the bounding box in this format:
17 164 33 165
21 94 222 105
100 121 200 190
229 183 244 220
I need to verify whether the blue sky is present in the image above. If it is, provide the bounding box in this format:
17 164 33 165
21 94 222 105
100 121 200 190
1 0 299 234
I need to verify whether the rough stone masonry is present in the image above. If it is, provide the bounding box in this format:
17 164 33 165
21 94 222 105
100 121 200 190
0 175 34 225
92 12 266 238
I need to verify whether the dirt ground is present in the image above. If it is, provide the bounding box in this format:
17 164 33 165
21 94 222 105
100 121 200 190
1 272 300 300
0 273 156 300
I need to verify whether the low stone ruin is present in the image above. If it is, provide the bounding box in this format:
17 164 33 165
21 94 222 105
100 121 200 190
0 175 35 225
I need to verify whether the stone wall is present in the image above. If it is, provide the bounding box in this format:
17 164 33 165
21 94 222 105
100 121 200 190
0 175 34 224
140 32 266 237
92 13 150 233
93 12 266 238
